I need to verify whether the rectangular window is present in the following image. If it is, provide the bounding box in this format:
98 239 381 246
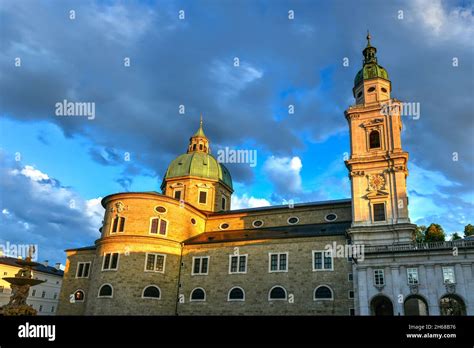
349 290 354 299
159 219 167 235
174 190 182 200
41 291 46 298
442 266 456 284
150 218 159 234
199 191 207 204
145 253 165 273
51 306 55 313
313 251 333 271
102 252 119 271
76 262 91 278
39 305 43 312
53 293 57 300
349 308 355 316
407 268 419 285
374 269 385 286
32 289 36 297
150 218 167 235
221 196 226 210
111 216 125 233
230 255 247 274
269 253 288 272
348 273 353 281
373 203 386 222
192 256 209 275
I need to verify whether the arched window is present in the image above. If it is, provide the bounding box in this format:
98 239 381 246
142 285 161 299
228 287 245 301
404 295 429 315
370 295 394 316
440 294 466 316
268 286 287 300
98 284 113 298
190 288 206 302
314 285 333 300
369 130 381 149
74 289 85 302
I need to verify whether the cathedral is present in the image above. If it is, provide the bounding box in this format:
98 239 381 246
57 35 474 316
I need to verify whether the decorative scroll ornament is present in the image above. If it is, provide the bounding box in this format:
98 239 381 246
374 284 385 292
445 283 456 294
409 284 419 295
368 174 385 191
114 201 125 213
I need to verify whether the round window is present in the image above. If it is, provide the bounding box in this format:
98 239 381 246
219 223 229 230
252 220 264 228
325 213 337 222
155 206 167 214
191 218 197 225
287 217 299 225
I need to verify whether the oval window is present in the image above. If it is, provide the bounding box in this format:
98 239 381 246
325 213 337 222
191 218 197 225
252 220 264 228
368 87 376 92
155 206 167 214
381 87 387 93
357 91 362 98
219 223 229 230
287 217 299 225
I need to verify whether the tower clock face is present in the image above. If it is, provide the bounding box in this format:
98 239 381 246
368 174 385 191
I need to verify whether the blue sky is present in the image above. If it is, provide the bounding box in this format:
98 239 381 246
0 0 473 264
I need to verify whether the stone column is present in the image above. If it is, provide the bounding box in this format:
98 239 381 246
357 267 369 315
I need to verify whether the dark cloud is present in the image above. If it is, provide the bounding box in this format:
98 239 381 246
0 1 472 207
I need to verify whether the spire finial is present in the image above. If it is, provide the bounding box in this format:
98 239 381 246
200 114 203 128
366 30 371 46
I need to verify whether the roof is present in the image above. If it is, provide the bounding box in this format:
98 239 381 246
0 256 64 277
184 221 351 245
64 245 96 252
211 198 351 216
162 152 233 190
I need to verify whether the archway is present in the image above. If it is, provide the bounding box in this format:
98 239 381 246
370 295 393 316
440 294 466 316
404 295 429 316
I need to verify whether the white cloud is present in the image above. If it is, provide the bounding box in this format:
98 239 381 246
263 156 303 195
412 0 474 42
85 197 105 228
11 165 49 181
231 194 271 210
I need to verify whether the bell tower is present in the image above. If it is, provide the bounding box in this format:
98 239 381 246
345 33 415 245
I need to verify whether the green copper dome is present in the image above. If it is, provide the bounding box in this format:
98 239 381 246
354 64 389 87
354 32 389 88
161 117 233 190
163 152 233 189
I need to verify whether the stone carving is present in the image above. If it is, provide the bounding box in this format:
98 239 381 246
409 284 419 295
368 174 385 191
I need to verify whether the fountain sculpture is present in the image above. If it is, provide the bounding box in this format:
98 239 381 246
0 246 45 316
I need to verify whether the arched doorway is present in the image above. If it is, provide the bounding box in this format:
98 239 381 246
404 295 429 316
370 295 393 316
440 294 466 316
